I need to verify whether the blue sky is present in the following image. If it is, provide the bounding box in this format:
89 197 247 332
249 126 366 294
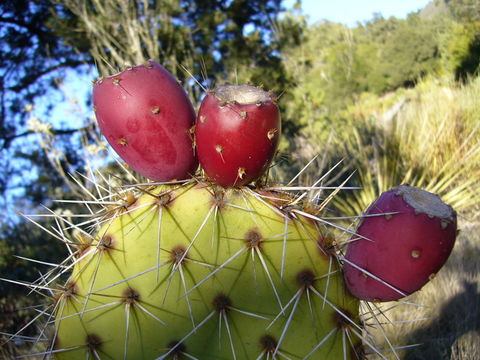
286 0 433 25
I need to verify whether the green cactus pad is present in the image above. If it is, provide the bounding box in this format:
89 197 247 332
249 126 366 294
53 182 361 359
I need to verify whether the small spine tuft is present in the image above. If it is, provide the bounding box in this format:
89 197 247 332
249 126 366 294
86 334 102 353
212 294 232 313
296 269 316 289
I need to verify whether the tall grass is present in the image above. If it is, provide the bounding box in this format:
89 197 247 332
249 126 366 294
326 76 480 216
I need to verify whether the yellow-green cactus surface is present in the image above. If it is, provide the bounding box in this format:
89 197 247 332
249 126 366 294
53 183 361 359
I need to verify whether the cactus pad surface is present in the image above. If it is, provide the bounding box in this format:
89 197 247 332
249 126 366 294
53 183 362 359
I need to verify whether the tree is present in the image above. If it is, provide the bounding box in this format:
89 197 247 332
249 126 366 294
441 20 480 80
382 17 441 89
56 0 292 97
0 0 93 220
446 0 480 23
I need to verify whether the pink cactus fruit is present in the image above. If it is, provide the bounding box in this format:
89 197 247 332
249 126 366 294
195 84 281 187
343 184 457 302
93 60 198 181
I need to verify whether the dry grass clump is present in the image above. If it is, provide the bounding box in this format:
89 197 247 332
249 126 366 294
286 76 480 217
331 76 480 217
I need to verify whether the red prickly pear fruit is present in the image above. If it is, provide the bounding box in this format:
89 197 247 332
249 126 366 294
195 84 281 187
343 184 457 302
93 60 198 181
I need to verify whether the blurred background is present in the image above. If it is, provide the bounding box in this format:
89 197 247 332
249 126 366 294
0 0 479 358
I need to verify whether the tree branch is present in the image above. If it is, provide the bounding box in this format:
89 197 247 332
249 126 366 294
0 16 41 33
7 59 88 92
2 124 93 149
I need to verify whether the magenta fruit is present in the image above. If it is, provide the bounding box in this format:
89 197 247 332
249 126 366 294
195 84 281 187
343 184 457 302
93 60 198 181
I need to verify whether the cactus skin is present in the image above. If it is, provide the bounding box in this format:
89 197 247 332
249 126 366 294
343 184 457 302
93 60 198 181
53 183 361 359
195 84 281 187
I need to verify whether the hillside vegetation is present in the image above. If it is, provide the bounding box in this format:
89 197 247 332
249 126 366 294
275 0 480 219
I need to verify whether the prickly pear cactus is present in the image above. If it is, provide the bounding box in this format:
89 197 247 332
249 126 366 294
4 59 460 360
53 182 362 359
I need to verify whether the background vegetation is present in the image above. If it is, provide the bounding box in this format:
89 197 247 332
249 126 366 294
0 0 479 358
